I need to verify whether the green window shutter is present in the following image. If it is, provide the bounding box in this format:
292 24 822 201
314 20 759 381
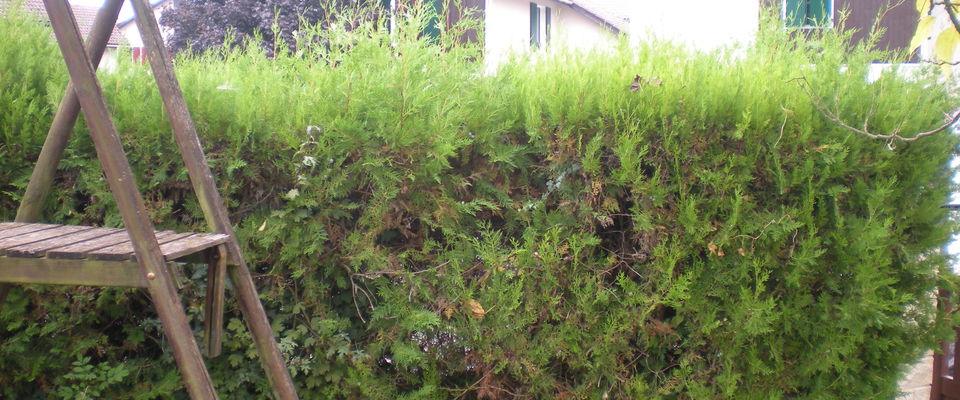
545 7 551 44
530 3 540 47
424 0 442 41
806 0 830 26
785 0 808 27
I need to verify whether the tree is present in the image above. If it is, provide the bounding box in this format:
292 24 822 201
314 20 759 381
159 0 377 56
912 0 960 67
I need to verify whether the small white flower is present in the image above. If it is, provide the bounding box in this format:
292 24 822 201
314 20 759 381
302 156 317 167
285 188 300 200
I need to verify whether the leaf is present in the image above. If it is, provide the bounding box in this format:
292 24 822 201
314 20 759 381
465 299 486 319
630 74 641 92
910 15 935 53
935 29 960 63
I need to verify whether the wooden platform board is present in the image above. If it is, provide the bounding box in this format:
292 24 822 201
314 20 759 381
0 222 228 287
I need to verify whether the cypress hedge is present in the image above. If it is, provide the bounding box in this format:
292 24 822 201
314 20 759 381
1 6 958 399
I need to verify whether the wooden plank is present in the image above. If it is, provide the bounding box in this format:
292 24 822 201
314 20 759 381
0 225 94 253
161 233 230 261
0 223 26 232
0 224 60 241
0 256 145 287
46 230 130 259
3 226 120 257
89 231 185 261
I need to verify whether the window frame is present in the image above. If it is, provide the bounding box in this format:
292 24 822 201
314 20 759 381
530 2 552 48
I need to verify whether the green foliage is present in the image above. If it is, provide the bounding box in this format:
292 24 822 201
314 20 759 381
1 6 958 399
0 2 66 219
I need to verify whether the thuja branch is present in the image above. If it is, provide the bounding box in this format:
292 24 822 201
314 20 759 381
798 77 960 143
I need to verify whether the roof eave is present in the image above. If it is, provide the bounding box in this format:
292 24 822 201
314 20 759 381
117 0 169 28
566 3 624 34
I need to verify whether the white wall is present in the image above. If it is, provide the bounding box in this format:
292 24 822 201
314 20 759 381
98 47 119 72
631 0 759 50
118 0 172 48
484 0 620 68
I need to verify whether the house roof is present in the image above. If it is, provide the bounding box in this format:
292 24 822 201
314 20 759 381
1 0 126 46
561 0 630 33
117 0 169 28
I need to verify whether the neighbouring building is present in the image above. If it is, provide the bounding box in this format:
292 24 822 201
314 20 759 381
389 0 629 68
0 0 126 71
768 0 919 54
483 0 629 66
630 0 917 54
116 0 172 63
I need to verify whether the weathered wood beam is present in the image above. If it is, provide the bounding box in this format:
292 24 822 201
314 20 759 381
128 0 299 397
1 0 126 307
203 246 227 357
41 0 217 398
16 0 124 222
0 257 146 287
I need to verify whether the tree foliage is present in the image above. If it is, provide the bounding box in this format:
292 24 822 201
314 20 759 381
159 0 376 55
912 0 960 68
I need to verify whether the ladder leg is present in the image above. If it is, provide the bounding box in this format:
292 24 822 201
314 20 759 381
146 264 219 399
203 246 227 357
15 0 124 223
0 0 127 310
42 1 217 398
227 260 299 400
127 0 299 397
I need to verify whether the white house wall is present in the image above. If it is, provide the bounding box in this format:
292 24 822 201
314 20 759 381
631 0 759 50
118 1 172 48
484 0 620 68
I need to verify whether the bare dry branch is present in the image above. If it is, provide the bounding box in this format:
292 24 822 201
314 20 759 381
797 77 960 144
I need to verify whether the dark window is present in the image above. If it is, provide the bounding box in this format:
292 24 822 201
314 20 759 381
530 3 550 48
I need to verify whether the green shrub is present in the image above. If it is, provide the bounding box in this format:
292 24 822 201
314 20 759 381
1 7 958 399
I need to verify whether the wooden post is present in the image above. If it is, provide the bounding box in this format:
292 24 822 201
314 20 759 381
15 0 124 223
0 0 126 307
127 0 299 398
203 246 227 357
41 1 217 398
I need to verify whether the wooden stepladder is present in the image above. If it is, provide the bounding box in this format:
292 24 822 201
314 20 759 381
0 0 299 398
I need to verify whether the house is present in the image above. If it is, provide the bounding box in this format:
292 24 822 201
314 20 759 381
443 0 916 66
629 1 918 54
0 0 126 70
770 0 919 54
480 0 629 66
388 0 628 67
116 0 172 62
